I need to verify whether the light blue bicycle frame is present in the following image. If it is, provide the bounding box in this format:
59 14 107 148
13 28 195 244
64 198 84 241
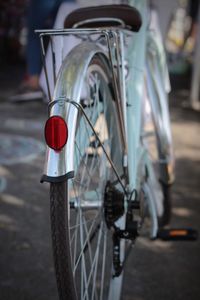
125 0 148 192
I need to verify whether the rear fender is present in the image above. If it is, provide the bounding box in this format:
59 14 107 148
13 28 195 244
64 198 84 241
41 42 106 183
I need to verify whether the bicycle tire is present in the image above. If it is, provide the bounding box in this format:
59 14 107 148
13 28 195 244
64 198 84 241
50 53 125 300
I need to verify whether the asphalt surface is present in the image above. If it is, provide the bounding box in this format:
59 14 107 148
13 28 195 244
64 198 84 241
0 67 200 300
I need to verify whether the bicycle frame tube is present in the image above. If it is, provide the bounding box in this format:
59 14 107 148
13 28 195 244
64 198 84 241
125 0 148 191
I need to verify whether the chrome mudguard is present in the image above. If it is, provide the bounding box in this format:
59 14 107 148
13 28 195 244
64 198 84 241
41 42 105 183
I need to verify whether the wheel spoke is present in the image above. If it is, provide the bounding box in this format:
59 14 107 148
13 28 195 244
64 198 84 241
79 209 89 300
100 229 107 300
82 222 103 300
73 211 101 273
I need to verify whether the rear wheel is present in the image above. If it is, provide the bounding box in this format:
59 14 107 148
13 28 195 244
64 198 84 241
50 55 125 300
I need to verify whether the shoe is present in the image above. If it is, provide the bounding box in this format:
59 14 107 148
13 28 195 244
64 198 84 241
10 82 44 102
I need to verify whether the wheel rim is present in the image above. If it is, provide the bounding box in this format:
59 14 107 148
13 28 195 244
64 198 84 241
68 59 123 300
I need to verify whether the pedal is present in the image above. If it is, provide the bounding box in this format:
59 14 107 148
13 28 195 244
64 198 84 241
157 228 198 241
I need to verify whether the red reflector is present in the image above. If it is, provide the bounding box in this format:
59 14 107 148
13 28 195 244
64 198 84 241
45 116 68 151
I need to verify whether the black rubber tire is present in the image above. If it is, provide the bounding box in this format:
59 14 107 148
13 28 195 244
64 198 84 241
50 182 77 300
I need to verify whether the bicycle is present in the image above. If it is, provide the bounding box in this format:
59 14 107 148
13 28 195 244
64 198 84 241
37 0 175 299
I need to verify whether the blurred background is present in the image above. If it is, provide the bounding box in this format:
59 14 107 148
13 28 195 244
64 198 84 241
0 0 200 299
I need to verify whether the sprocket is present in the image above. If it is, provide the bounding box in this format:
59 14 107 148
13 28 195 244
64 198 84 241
104 181 124 228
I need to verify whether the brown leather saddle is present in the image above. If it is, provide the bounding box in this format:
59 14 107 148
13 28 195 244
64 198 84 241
64 5 142 32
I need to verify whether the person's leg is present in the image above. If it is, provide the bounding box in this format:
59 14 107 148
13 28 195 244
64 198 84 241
26 0 60 88
27 0 75 81
10 0 75 101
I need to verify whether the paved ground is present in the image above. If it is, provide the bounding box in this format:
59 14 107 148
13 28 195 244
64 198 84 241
0 67 200 300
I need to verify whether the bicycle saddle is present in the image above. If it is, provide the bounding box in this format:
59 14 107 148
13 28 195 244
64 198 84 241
64 5 142 32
